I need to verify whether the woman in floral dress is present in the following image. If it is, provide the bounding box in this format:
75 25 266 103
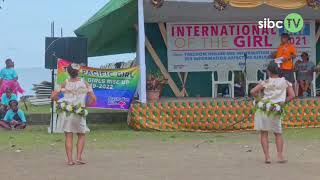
51 63 96 166
250 61 295 164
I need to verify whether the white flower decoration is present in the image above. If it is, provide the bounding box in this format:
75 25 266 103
71 63 81 70
266 103 271 111
66 105 73 112
75 108 82 114
60 102 66 108
257 102 264 108
275 105 281 112
253 100 256 106
84 110 89 116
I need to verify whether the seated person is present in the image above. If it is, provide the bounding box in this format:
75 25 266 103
0 100 26 129
1 87 17 108
295 52 315 97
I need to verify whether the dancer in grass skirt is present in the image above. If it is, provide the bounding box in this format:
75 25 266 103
250 61 295 164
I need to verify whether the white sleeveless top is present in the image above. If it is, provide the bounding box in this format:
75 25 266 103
260 77 292 103
59 78 93 106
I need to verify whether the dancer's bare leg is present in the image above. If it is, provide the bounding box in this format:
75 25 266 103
76 133 86 165
65 132 74 165
274 133 286 163
260 131 271 163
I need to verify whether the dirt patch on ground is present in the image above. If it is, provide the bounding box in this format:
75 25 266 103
0 138 319 180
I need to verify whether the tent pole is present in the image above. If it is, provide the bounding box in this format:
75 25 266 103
137 0 147 103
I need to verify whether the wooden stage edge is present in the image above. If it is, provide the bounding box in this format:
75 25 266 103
128 97 320 132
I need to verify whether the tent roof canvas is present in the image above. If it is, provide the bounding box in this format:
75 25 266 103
75 0 137 57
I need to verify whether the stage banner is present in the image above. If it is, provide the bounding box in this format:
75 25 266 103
57 59 140 110
167 21 316 72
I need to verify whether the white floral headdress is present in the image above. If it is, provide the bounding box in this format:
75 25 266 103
71 63 81 70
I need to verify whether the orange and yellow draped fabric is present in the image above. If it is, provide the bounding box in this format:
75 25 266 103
228 0 307 9
129 99 320 132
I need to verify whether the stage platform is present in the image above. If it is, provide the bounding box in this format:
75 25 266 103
128 97 320 132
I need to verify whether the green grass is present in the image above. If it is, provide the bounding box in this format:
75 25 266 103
0 123 320 151
19 102 126 115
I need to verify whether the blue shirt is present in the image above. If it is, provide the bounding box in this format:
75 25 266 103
0 68 18 80
4 109 26 123
1 93 17 105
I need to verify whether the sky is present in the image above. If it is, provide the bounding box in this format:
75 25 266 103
0 0 135 69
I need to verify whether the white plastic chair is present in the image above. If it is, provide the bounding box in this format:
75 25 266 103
245 63 266 96
212 65 234 98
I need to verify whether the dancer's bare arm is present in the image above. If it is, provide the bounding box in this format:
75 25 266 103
51 82 65 101
250 83 264 97
86 82 96 106
286 85 295 102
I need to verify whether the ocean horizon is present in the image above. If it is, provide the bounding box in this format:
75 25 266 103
16 67 51 96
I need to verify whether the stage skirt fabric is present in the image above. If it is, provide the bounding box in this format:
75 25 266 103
254 111 282 133
0 80 24 95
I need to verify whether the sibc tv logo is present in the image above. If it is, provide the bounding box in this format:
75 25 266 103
258 13 304 33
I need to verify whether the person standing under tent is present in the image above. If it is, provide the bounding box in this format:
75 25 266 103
51 63 96 166
273 33 297 90
251 61 295 164
295 52 315 97
0 59 24 96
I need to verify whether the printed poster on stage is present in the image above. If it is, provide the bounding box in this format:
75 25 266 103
57 59 139 110
167 21 316 72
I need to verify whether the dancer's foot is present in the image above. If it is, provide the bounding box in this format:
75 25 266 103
265 160 271 164
277 159 288 164
67 161 75 166
277 155 287 164
76 159 86 165
265 157 271 164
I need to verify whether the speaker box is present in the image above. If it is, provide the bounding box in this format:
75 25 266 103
45 37 88 69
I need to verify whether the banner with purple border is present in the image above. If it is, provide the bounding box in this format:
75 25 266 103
167 21 316 72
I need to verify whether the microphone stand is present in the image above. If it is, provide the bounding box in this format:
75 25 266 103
243 53 248 98
50 52 58 134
